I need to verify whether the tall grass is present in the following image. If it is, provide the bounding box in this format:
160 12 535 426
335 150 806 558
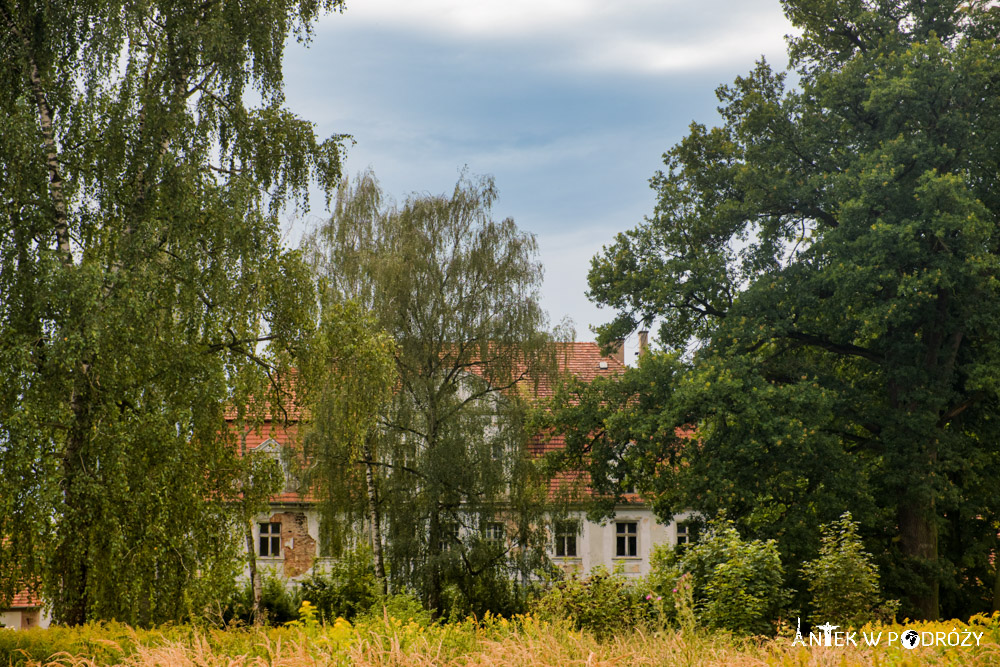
3 612 999 666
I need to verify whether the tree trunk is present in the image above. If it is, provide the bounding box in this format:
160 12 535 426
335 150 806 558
362 436 388 597
53 383 94 626
899 502 939 620
56 442 90 625
237 427 263 624
245 522 262 624
427 509 442 616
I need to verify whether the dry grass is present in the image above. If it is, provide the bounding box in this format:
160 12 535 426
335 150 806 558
4 613 999 666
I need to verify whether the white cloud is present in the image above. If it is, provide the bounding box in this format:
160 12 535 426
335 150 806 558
325 0 795 75
333 0 610 37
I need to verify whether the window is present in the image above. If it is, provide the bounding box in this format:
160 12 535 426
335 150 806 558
255 439 298 493
490 441 505 462
676 521 696 546
484 522 505 544
259 522 281 557
554 521 578 558
616 521 638 557
439 521 459 552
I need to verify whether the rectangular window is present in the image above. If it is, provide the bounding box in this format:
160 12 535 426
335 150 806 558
439 521 459 552
676 522 695 545
259 522 281 558
616 521 637 557
484 522 505 544
554 521 578 558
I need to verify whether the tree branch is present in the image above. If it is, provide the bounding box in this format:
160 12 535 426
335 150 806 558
785 331 883 364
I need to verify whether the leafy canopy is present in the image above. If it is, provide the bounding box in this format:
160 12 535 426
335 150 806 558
0 0 344 624
304 171 555 615
568 0 1000 620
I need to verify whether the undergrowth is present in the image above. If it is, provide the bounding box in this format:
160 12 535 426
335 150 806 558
1 609 998 666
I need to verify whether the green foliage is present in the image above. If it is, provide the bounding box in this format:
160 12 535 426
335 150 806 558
537 351 689 522
0 0 346 624
299 545 380 622
302 170 556 615
439 566 535 620
574 0 1000 620
357 593 434 628
532 567 652 638
226 570 302 626
295 297 396 587
801 512 898 627
650 519 789 635
3 613 1000 666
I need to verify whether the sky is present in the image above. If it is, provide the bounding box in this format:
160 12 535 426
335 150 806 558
280 0 796 355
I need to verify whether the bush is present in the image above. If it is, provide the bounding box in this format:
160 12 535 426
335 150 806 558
225 569 302 626
299 544 380 622
439 569 534 621
801 512 897 627
532 566 651 638
650 518 789 635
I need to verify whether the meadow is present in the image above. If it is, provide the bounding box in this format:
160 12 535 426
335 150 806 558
2 610 999 667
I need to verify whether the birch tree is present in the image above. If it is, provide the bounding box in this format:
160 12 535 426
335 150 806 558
0 0 344 624
304 171 554 615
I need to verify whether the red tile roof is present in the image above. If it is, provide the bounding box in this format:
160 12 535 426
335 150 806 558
9 588 41 608
528 342 625 400
230 343 626 504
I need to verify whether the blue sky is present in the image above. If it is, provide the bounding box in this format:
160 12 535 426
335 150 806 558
280 0 795 351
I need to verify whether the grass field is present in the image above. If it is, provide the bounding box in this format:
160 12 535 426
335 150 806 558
3 612 999 666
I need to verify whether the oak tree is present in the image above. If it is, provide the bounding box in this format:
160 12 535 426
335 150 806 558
577 0 1000 619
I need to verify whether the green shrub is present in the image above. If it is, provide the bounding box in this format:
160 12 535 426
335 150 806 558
439 569 534 621
224 569 302 626
801 512 897 627
650 518 789 635
358 592 433 627
532 566 651 638
299 544 379 622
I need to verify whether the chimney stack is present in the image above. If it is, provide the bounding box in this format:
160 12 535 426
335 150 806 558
638 330 649 357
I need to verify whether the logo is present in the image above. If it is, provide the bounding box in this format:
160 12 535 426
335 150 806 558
790 618 984 649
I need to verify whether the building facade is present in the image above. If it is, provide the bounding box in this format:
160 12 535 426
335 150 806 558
242 342 690 583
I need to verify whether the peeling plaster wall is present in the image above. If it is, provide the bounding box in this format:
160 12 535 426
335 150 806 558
270 511 318 578
247 505 690 585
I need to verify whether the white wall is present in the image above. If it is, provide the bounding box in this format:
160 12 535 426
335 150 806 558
0 608 47 630
552 508 693 577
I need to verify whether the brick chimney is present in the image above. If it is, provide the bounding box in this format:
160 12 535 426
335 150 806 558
638 330 649 357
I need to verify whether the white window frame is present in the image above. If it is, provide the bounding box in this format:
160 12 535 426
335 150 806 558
554 520 579 558
484 521 505 544
259 521 281 558
615 521 638 558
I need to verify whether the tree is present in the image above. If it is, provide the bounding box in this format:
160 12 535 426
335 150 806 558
304 171 554 615
0 0 345 624
801 512 896 627
296 300 396 597
578 0 1000 620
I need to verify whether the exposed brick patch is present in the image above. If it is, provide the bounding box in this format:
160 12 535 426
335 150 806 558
271 511 316 578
